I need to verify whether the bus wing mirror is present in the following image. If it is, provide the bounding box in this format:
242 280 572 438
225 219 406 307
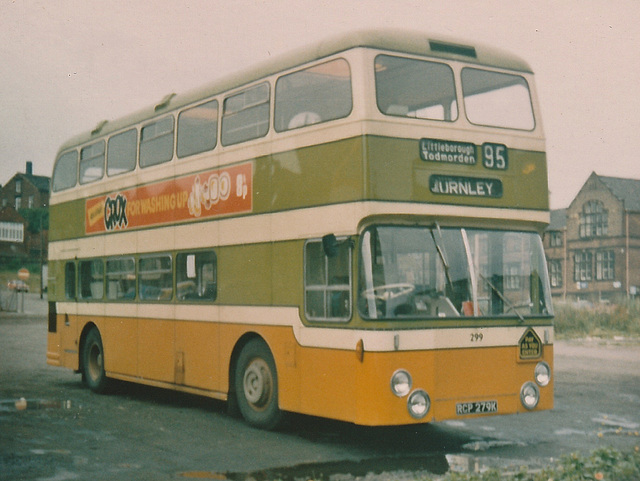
322 234 339 258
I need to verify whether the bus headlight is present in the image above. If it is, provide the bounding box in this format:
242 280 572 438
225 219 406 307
520 382 539 410
390 369 412 397
534 361 551 387
407 389 430 419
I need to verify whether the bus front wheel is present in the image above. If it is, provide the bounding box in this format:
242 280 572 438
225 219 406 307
235 339 283 430
82 327 109 393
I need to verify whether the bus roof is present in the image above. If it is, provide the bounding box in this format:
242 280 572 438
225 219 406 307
56 29 533 155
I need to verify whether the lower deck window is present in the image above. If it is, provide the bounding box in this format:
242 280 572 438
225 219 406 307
79 259 104 300
304 237 352 321
176 251 217 301
139 255 173 300
106 257 136 300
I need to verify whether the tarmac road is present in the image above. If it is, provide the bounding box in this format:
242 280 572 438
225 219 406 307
1 293 638 480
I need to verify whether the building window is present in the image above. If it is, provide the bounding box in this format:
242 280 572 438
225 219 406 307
548 259 563 288
15 179 21 194
595 250 615 281
15 197 21 210
504 263 522 290
549 231 563 247
574 251 592 282
0 221 24 242
579 200 608 238
28 195 34 208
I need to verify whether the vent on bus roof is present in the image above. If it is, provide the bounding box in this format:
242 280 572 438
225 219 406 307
429 40 477 58
91 120 108 136
155 93 176 112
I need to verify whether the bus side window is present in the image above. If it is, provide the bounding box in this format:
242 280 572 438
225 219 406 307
79 259 104 300
304 238 351 321
275 58 352 132
221 83 270 146
107 128 137 176
52 150 78 192
176 251 217 301
64 262 76 300
139 116 175 168
79 141 105 184
139 255 173 301
106 257 136 300
177 99 218 158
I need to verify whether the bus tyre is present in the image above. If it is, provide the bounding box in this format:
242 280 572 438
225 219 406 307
82 328 109 393
235 339 283 430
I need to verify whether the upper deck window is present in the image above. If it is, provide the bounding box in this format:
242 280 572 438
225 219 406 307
107 129 137 176
375 54 458 122
275 58 352 132
139 116 175 167
462 68 535 130
52 150 78 192
222 83 270 146
79 141 105 185
177 99 218 158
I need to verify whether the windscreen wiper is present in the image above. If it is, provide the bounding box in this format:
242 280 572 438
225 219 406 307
478 272 525 323
429 223 453 289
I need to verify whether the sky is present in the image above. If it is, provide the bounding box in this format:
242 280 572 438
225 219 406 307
1 0 639 209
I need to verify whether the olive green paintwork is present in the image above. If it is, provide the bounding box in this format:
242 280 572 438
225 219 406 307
49 135 547 243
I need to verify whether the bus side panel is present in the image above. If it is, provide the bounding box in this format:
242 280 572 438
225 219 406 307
174 320 220 391
48 199 85 242
138 318 175 383
102 316 138 377
293 345 358 422
268 138 364 214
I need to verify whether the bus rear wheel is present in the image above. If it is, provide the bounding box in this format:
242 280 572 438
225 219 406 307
82 327 109 393
235 339 283 430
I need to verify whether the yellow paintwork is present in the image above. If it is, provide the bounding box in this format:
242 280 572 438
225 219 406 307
48 313 552 426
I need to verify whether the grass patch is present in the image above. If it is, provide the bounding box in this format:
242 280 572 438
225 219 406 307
553 300 640 340
432 447 640 481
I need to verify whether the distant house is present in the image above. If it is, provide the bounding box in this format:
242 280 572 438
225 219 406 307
544 172 640 303
0 162 50 263
0 161 50 210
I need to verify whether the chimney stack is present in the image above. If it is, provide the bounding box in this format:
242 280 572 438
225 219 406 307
26 161 33 175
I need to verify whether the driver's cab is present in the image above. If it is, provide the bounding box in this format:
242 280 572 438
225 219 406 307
357 223 552 321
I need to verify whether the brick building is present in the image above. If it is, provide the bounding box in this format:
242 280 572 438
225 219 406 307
0 161 50 211
0 162 50 262
544 172 640 303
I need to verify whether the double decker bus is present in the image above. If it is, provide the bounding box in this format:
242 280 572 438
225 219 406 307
47 30 553 429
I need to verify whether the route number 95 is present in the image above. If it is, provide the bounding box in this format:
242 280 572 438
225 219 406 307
482 143 508 170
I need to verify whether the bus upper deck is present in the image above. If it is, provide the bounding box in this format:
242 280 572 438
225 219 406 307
50 29 547 241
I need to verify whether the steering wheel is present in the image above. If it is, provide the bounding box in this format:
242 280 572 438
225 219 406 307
363 283 416 301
